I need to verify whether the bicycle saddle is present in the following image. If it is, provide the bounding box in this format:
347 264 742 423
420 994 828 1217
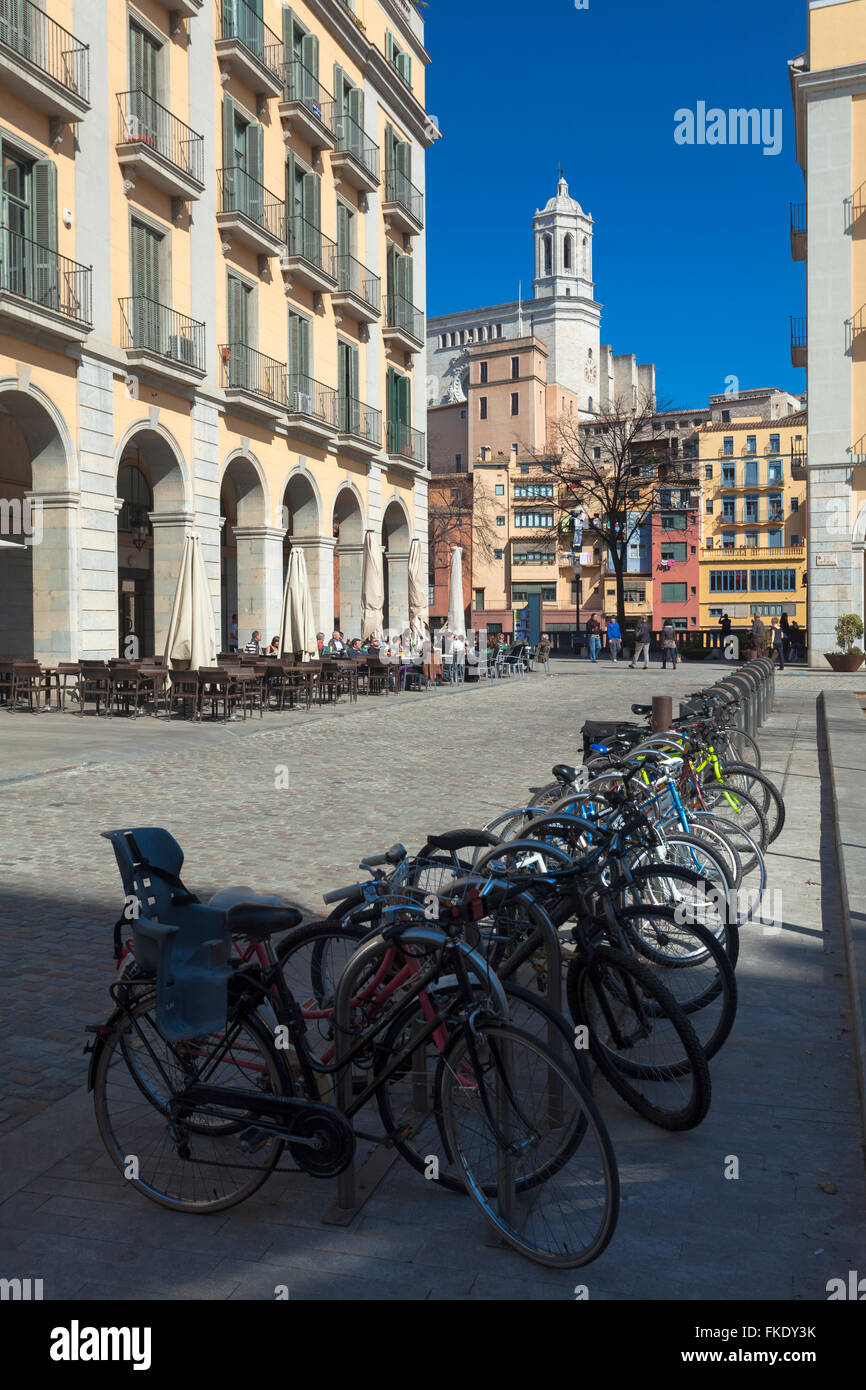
552 763 578 782
631 703 652 716
423 829 500 852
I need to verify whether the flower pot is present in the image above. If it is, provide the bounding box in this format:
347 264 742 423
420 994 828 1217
824 653 865 672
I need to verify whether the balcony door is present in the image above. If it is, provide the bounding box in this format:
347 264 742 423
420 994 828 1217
128 22 161 146
227 273 254 389
1 140 58 308
387 244 413 328
288 308 311 400
222 97 263 222
387 366 411 454
333 66 365 161
223 0 264 58
338 340 359 433
287 154 320 263
130 219 163 351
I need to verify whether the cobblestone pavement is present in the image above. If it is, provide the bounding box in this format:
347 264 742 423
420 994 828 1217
0 662 863 1299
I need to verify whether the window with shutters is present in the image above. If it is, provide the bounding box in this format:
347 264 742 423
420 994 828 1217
338 339 360 432
129 218 165 348
385 30 412 86
282 6 319 104
387 365 411 452
1 138 58 306
222 96 264 221
288 308 311 389
286 151 321 260
333 65 365 162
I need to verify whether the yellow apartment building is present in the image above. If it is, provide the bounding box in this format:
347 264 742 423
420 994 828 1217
698 411 808 628
0 0 436 660
790 0 866 662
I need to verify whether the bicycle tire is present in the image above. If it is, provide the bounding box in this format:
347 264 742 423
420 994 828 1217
566 944 712 1130
436 1021 620 1268
718 729 762 769
719 764 785 843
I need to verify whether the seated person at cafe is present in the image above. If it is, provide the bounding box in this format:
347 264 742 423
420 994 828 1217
262 635 280 655
346 638 364 659
244 630 262 654
316 632 325 654
324 630 345 655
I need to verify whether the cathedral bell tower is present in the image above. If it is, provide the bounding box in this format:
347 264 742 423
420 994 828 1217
532 172 594 302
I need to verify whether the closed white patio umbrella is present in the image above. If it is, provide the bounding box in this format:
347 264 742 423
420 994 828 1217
278 546 318 660
446 546 466 638
361 529 384 642
408 536 429 644
163 532 217 672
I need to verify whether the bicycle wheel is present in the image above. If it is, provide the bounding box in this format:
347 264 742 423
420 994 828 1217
93 995 290 1213
686 811 767 922
691 781 768 851
436 1021 620 1267
613 905 738 1061
720 764 785 843
718 729 762 769
615 862 739 966
374 982 588 1192
566 944 711 1130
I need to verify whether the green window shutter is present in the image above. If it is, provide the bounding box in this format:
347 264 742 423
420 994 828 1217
397 252 412 304
32 160 57 253
130 221 146 299
385 31 394 63
302 171 320 229
247 122 263 187
289 310 310 379
395 138 411 180
398 373 410 426
300 32 318 80
333 63 344 119
384 122 395 171
222 94 235 172
336 202 352 258
281 4 295 46
386 365 397 422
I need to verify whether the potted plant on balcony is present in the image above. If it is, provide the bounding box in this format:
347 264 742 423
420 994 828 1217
824 613 865 672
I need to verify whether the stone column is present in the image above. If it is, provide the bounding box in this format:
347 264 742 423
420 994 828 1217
807 466 854 667
149 510 193 657
27 490 81 662
232 524 286 645
291 534 336 634
335 541 364 635
386 549 410 633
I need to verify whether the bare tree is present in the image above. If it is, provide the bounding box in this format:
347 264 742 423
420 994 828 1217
524 393 699 632
427 473 502 573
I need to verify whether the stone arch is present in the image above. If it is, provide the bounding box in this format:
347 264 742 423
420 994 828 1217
382 496 412 632
115 421 192 659
332 483 366 635
281 465 330 635
219 451 271 651
563 233 573 270
280 464 323 539
0 384 78 659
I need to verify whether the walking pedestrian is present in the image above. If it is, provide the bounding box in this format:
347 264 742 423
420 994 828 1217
780 611 791 661
789 619 802 662
586 614 601 663
607 617 622 663
537 633 552 675
630 616 652 670
750 614 766 658
661 620 678 669
769 617 786 672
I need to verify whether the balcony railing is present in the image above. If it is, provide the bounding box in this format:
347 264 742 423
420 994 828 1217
791 315 807 366
334 111 379 181
0 224 91 325
282 372 338 427
384 166 424 226
283 214 337 278
116 91 204 185
218 167 284 238
119 296 205 372
336 253 380 313
790 201 806 259
281 58 335 134
217 0 282 81
0 0 89 102
385 291 423 342
387 419 425 463
220 343 284 403
338 394 382 447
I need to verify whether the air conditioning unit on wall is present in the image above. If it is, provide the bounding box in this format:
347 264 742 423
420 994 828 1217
169 335 196 366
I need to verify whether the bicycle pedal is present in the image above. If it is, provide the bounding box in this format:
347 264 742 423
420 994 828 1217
239 1125 272 1154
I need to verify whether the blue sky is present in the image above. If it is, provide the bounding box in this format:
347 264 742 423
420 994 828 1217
423 0 808 409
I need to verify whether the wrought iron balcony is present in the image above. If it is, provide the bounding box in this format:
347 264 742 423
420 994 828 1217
791 443 807 477
120 296 206 382
279 59 335 149
216 0 283 98
220 342 286 420
790 201 806 260
383 291 423 351
0 0 89 121
217 168 285 256
331 112 380 192
280 214 337 292
116 91 205 200
0 224 91 339
790 315 807 368
332 252 381 322
383 166 424 234
387 420 426 466
282 372 339 443
337 394 382 455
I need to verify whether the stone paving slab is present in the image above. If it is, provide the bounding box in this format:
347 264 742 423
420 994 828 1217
0 661 863 1299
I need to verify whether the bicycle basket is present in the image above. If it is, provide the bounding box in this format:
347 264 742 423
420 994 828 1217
133 906 232 1042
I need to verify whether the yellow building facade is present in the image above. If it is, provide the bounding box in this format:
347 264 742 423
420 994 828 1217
697 412 807 627
790 0 866 661
0 0 436 660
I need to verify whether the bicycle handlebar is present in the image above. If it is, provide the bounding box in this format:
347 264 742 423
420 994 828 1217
322 882 362 905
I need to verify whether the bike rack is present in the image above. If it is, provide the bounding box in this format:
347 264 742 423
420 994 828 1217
323 923 511 1224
